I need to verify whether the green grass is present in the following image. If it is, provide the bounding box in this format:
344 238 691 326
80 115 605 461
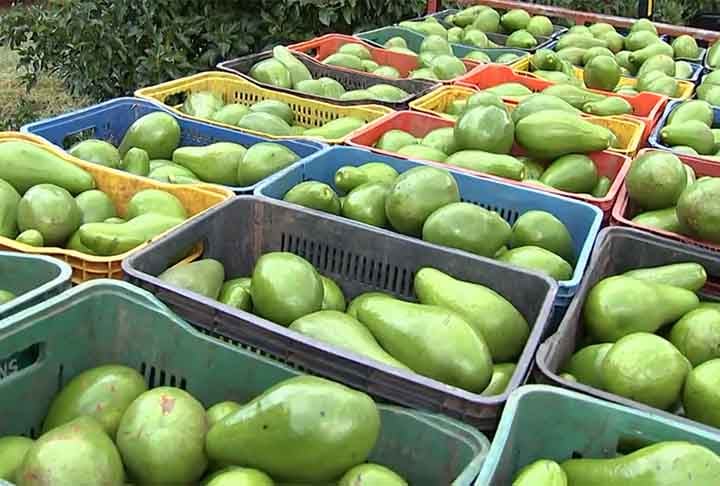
0 45 91 131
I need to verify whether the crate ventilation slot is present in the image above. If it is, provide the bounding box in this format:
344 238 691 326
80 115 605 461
140 362 187 389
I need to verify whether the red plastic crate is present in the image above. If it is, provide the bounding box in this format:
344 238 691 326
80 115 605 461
347 110 630 216
612 149 720 253
288 34 478 82
455 64 668 146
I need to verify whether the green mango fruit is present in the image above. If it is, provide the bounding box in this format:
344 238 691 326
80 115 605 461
219 278 253 311
582 46 615 66
126 189 187 220
16 229 43 247
631 207 681 233
513 459 567 486
519 155 549 179
339 89 376 101
236 142 300 187
472 8 500 33
464 51 491 63
626 151 686 210
210 103 251 125
119 112 181 160
421 127 458 155
338 463 408 486
540 154 598 193
445 151 525 180
496 53 522 65
18 417 124 485
121 147 150 177
465 91 506 111
320 275 345 311
385 166 460 236
583 275 699 342
338 43 372 60
697 83 720 106
677 178 720 242
79 213 183 256
448 27 464 44
182 91 225 118
430 54 466 80
420 34 452 55
485 82 533 97
668 100 714 127
290 310 409 370
206 376 380 482
533 70 575 84
629 41 674 66
17 184 81 246
375 129 417 153
250 58 292 88
510 211 574 263
117 387 207 483
158 258 225 299
318 77 346 98
334 162 398 194
422 202 511 257
414 267 529 362
584 55 620 90
567 25 593 36
205 467 274 486
582 96 633 116
373 66 401 79
661 121 716 155
624 30 660 52
636 54 676 78
526 15 554 38
557 47 587 66
506 30 537 49
683 358 720 428
631 18 658 34
498 245 573 280
541 84 606 109
148 164 199 183
556 33 608 51
562 441 720 485
249 99 294 125
481 362 516 396
670 308 720 367
531 49 562 71
104 217 125 224
173 142 246 185
600 31 625 54
69 139 121 169
674 60 694 80
636 70 679 97
708 41 720 69
65 229 95 254
341 182 391 228
367 84 409 102
0 436 33 482
238 112 292 137
303 117 365 139
0 178 20 238
346 291 392 319
273 45 313 85
672 35 700 59
454 104 514 153
323 52 365 71
511 94 579 124
501 9 531 32
75 190 117 224
284 181 341 215
355 295 493 391
614 50 636 72
564 343 612 389
515 110 612 159
624 262 706 291
207 401 242 429
397 143 448 163
589 23 616 37
42 365 146 439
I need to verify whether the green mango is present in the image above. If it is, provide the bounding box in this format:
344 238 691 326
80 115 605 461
677 178 720 242
533 70 576 84
317 77 346 98
636 54 676 78
290 310 409 370
513 459 567 486
420 34 452 55
323 52 365 71
629 41 674 66
485 83 533 97
448 27 464 44
126 189 187 220
341 182 390 228
16 229 43 247
42 365 146 439
501 9 531 32
582 46 615 66
661 121 716 155
210 103 251 125
464 51 491 63
674 60 694 80
338 43 372 60
519 156 545 180
182 91 225 118
0 436 33 481
631 18 658 35
672 35 700 59
17 184 82 246
117 387 207 483
562 441 720 485
396 143 447 161
206 401 242 429
0 141 95 195
697 83 720 106
590 23 616 37
375 129 417 153
465 91 506 111
148 163 199 183
510 210 574 263
668 100 714 127
304 117 365 139
496 53 522 64
238 112 292 137
273 46 312 85
584 55 620 90
284 181 341 215
250 58 292 88
367 84 409 102
526 15 554 38
470 8 500 32
384 166 460 236
583 275 699 342
430 54 466 80
481 362 516 396
173 142 245 185
219 278 253 311
373 65 401 79
540 154 598 193
636 70 678 97
541 84 606 109
556 33 608 51
631 207 681 233
79 213 183 256
65 229 95 254
119 112 181 160
564 343 612 389
582 96 633 116
600 31 625 54
249 100 295 125
250 252 323 325
338 463 408 486
454 104 514 154
602 332 690 409
205 467 274 486
339 89 376 101
557 47 587 66
334 162 398 194
0 178 20 238
18 417 124 485
624 263 706 291
422 202 511 257
158 259 225 300
121 147 150 176
104 217 125 224
421 127 458 155
683 359 720 428
498 245 573 280
615 51 636 73
69 139 121 169
624 30 660 52
670 308 720 367
515 110 612 159
207 376 380 482
511 94 579 124
355 295 493 391
567 25 593 36
414 267 528 362
75 190 117 224
320 275 345 311
708 41 720 69
346 291 392 319
236 142 300 187
626 151 686 210
445 150 525 180
506 30 537 49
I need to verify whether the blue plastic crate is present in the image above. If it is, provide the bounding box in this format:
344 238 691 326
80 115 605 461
648 99 720 156
476 385 720 485
254 146 602 306
20 97 326 194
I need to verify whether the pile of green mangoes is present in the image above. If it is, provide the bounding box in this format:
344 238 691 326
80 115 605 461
561 261 720 431
159 253 529 395
510 441 720 484
279 163 577 282
696 70 720 109
628 151 720 243
0 140 191 256
179 90 366 140
249 46 411 102
0 365 410 485
708 40 720 70
403 6 553 50
0 289 15 304
68 111 301 187
658 100 720 157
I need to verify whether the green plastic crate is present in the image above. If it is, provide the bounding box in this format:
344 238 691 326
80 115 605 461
0 280 489 486
476 385 720 485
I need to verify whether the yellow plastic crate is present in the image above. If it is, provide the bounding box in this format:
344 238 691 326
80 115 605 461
0 132 233 283
410 85 643 156
135 72 394 144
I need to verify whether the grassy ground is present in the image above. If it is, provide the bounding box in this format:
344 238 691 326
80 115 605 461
0 45 90 131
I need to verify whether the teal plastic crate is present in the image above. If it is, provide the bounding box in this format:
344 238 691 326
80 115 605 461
0 280 489 486
477 385 720 485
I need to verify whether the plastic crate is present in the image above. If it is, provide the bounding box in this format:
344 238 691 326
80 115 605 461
288 34 479 83
346 109 631 216
123 196 558 429
648 99 720 157
254 146 602 304
455 64 667 145
0 132 233 283
0 280 489 486
0 252 71 321
476 385 720 485
20 97 324 194
134 72 393 144
536 226 720 434
217 50 439 110
356 26 530 69
611 149 720 253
